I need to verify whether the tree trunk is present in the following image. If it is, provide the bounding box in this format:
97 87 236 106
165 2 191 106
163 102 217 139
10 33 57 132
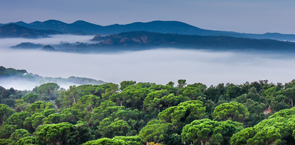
120 101 123 106
292 98 293 107
72 96 76 104
205 139 210 145
201 141 204 145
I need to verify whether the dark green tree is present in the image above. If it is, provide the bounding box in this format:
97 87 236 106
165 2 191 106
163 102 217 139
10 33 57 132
120 80 136 90
182 119 243 145
22 93 39 104
37 83 59 100
212 101 249 123
0 104 14 126
9 129 31 143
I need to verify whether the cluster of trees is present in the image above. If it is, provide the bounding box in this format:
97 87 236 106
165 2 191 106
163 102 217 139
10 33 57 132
0 66 105 86
1 79 295 145
0 66 27 78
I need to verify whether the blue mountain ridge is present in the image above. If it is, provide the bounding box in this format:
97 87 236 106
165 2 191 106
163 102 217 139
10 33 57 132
6 20 295 41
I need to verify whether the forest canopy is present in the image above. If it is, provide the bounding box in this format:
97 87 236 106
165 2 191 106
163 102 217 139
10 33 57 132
1 79 295 145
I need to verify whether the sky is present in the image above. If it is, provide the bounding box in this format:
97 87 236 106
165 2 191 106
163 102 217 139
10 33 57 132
0 0 295 34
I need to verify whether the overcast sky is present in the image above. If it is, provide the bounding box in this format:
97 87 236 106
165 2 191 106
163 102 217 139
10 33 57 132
1 0 295 34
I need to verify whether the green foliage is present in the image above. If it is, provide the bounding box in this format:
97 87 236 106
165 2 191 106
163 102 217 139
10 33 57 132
182 85 204 100
177 79 187 90
22 93 39 104
37 83 59 101
243 99 266 127
26 101 54 114
113 136 143 144
65 123 92 145
2 79 295 145
97 119 131 138
230 107 295 145
143 90 187 114
83 137 122 145
15 136 38 145
14 99 29 112
60 108 80 124
44 113 60 124
90 100 118 126
120 80 136 90
182 119 243 145
0 123 17 138
212 101 249 122
9 129 31 143
0 104 14 126
78 95 101 110
139 120 171 143
7 111 30 128
36 122 73 145
0 87 22 107
158 100 206 126
61 85 79 108
0 139 12 145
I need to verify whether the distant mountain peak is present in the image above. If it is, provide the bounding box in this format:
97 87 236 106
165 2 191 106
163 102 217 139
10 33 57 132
15 21 27 25
72 20 89 24
42 20 66 25
30 21 42 25
42 45 56 51
71 20 98 27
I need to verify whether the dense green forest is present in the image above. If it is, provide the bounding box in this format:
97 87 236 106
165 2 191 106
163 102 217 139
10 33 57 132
1 79 295 145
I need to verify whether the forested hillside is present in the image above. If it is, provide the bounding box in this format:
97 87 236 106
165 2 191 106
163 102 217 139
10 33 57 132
0 66 105 87
1 79 295 145
91 31 295 51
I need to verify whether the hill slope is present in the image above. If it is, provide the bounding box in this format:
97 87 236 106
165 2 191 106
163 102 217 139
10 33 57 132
91 31 295 51
0 24 61 38
0 66 105 89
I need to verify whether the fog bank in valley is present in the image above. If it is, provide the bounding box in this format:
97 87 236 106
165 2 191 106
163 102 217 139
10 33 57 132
0 34 95 48
0 78 84 90
1 46 295 90
1 35 295 90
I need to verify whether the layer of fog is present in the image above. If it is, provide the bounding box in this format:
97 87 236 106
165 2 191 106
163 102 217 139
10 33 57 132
1 35 295 90
0 78 83 90
1 47 295 90
1 34 95 48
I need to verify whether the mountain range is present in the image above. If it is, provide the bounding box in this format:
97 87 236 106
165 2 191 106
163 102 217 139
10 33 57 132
1 20 295 41
0 24 60 38
91 31 295 51
11 31 295 53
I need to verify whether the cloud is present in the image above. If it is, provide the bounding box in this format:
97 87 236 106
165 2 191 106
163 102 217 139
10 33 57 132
0 34 94 48
1 35 295 90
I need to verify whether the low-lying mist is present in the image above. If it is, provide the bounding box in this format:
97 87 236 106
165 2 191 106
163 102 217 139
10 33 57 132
0 78 83 90
1 46 295 90
1 35 295 90
0 34 95 48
